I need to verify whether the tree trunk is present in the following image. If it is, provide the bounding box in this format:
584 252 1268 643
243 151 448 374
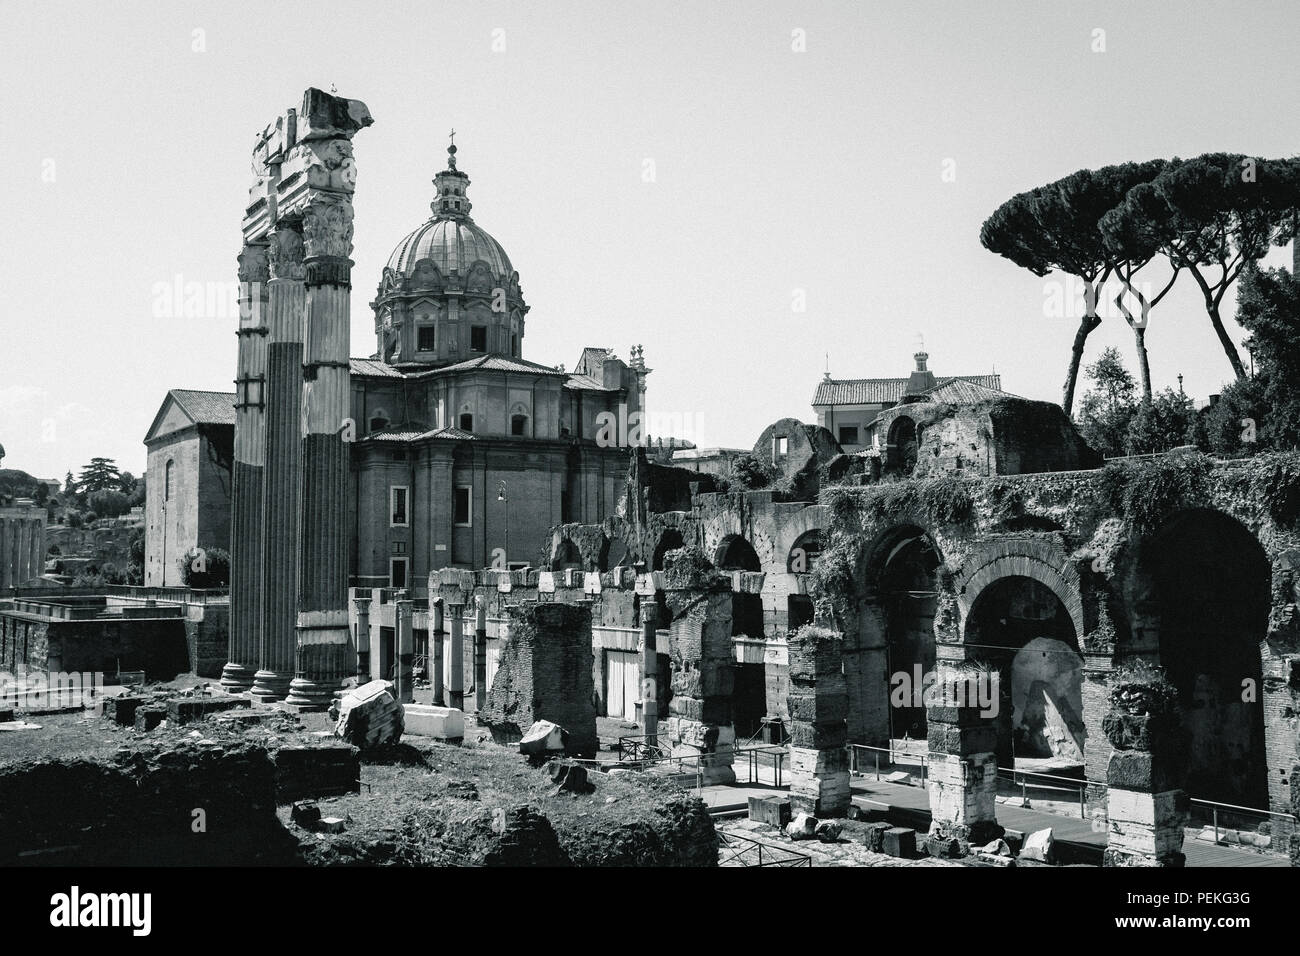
1205 298 1247 380
1133 324 1152 403
1063 313 1103 417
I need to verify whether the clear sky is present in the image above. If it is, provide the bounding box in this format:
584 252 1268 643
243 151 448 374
1 0 1296 480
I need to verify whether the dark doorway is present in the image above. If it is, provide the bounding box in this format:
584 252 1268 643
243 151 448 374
1146 509 1270 809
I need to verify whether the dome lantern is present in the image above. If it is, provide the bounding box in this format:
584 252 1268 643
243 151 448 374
431 130 472 220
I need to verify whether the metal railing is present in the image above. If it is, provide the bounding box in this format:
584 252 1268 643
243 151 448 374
718 831 812 867
615 743 788 789
1189 798 1294 851
616 733 672 762
849 743 1296 852
850 743 928 786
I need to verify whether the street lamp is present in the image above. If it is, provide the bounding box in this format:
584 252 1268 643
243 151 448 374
497 480 509 567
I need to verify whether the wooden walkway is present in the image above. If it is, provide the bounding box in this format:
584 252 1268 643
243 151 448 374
698 776 1288 867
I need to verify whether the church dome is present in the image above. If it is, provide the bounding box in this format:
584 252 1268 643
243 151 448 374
381 136 515 283
385 217 513 278
372 136 528 367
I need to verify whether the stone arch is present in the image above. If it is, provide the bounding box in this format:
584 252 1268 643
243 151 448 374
1134 507 1270 809
651 528 685 571
962 574 1083 769
955 540 1084 645
886 415 918 475
551 537 582 572
714 533 761 572
856 522 946 744
772 506 827 573
787 529 824 573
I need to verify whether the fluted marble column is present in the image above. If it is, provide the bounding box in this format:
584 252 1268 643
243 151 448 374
286 198 355 710
251 226 305 703
222 242 269 692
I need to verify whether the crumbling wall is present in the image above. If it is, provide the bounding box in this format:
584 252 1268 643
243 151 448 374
480 601 598 757
0 740 299 866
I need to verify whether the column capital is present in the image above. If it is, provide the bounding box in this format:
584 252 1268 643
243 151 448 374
268 226 305 280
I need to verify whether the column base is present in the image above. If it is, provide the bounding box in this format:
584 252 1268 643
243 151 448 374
284 675 338 712
250 670 292 703
219 662 256 692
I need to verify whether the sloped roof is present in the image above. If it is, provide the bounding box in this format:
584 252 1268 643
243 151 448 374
170 389 236 426
350 358 409 378
350 355 566 379
813 374 1002 406
575 347 614 376
436 354 567 376
920 377 1018 403
361 425 478 443
564 373 618 392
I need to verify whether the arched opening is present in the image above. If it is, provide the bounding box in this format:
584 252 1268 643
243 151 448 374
510 413 528 436
787 530 823 573
877 527 941 742
886 415 918 476
964 575 1083 772
551 538 582 572
714 534 763 731
1143 509 1269 809
715 534 761 572
652 529 684 572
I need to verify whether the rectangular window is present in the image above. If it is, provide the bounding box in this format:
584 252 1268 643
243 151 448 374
390 557 408 590
391 540 406 554
454 486 472 526
838 426 859 445
773 436 788 460
470 325 487 352
390 486 408 527
417 325 436 352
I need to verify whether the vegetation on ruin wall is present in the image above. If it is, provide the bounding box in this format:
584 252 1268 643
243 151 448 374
810 451 1300 610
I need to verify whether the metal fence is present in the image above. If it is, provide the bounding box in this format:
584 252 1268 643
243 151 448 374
718 831 812 867
848 742 1296 851
615 740 789 789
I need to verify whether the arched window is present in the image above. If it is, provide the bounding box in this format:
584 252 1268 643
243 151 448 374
459 412 473 432
164 460 174 501
511 413 528 436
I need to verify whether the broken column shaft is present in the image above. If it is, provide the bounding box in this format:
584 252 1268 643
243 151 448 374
431 601 445 705
393 597 414 704
354 594 372 683
448 603 465 710
474 598 488 712
641 597 659 746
